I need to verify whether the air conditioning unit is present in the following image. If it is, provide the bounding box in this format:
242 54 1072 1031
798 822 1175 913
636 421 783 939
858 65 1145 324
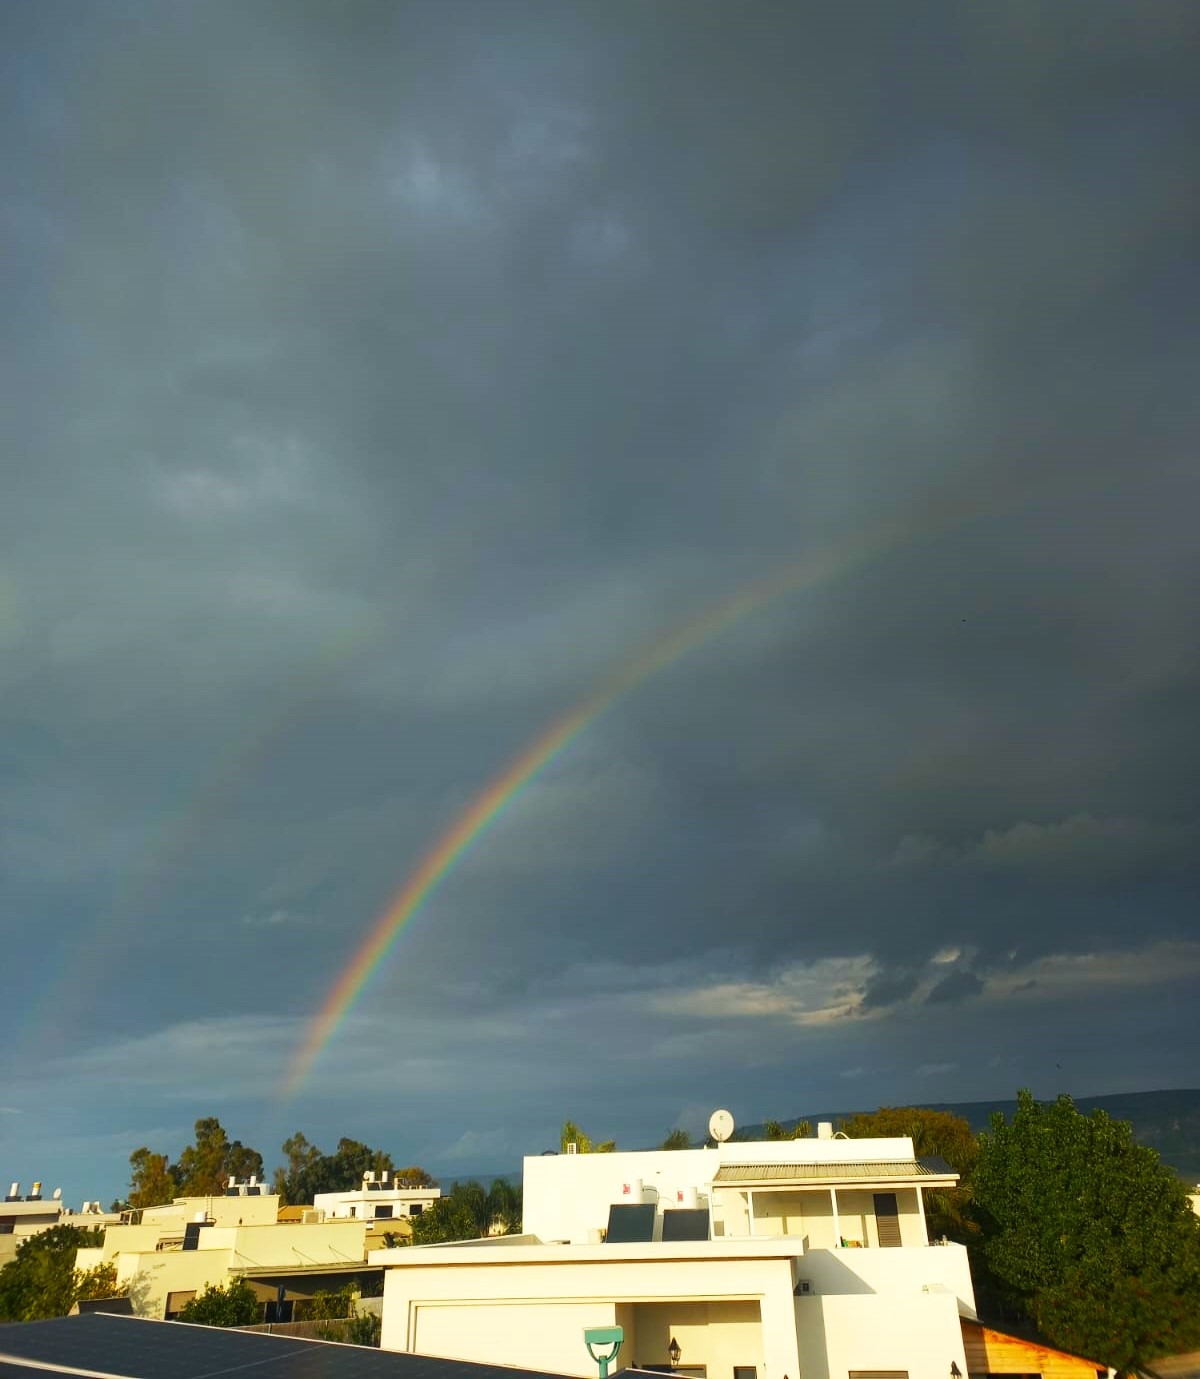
301 1209 323 1225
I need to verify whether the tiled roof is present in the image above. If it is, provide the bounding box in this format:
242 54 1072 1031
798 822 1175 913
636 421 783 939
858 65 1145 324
712 1157 957 1185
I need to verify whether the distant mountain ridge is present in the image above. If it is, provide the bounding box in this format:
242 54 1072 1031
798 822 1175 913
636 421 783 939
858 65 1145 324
736 1088 1200 1180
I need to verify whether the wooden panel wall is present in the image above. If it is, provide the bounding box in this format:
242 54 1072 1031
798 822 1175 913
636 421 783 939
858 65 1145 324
961 1320 1102 1379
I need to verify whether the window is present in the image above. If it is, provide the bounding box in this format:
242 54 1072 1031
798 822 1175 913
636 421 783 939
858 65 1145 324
409 1203 423 1216
374 1204 393 1219
164 1290 196 1320
734 1367 757 1379
872 1193 902 1248
848 1371 908 1379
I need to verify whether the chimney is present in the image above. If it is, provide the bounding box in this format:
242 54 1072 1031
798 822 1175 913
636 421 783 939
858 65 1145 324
5 1183 19 1202
817 1122 833 1140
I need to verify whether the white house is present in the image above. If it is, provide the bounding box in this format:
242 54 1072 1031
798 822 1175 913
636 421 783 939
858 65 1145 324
375 1120 976 1379
314 1170 441 1222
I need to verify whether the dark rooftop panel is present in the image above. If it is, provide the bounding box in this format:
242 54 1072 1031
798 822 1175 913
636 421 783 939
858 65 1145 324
605 1202 656 1244
660 1209 709 1242
0 1313 575 1379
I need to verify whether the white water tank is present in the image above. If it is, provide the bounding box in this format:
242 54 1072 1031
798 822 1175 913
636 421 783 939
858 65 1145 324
674 1186 699 1209
817 1121 833 1139
620 1177 644 1201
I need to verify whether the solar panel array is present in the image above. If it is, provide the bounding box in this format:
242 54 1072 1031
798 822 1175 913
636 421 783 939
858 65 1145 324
604 1203 657 1243
660 1209 710 1242
0 1313 575 1379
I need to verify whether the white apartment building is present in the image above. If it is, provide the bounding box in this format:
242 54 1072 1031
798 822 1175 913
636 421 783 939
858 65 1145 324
75 1186 373 1320
375 1120 976 1379
0 1180 117 1265
314 1170 441 1222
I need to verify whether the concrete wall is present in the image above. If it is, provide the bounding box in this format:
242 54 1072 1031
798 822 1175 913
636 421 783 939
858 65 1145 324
381 1248 801 1379
94 1219 369 1318
797 1242 976 1319
627 1300 763 1376
796 1291 968 1379
314 1186 440 1220
220 1220 367 1268
415 1299 764 1378
139 1195 279 1228
110 1246 237 1318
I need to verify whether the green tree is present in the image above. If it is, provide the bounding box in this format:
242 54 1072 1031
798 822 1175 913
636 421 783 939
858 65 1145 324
839 1106 978 1241
294 1284 356 1321
392 1164 436 1187
410 1179 522 1244
763 1119 812 1140
129 1120 265 1205
973 1090 1200 1371
73 1261 119 1302
561 1120 615 1153
225 1140 265 1185
177 1277 261 1327
274 1133 408 1204
330 1137 394 1187
173 1117 232 1196
128 1148 177 1209
273 1130 323 1202
484 1178 522 1234
661 1128 692 1150
0 1226 106 1322
342 1311 382 1346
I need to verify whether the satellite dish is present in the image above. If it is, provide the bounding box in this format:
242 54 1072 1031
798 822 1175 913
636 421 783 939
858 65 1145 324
708 1109 735 1143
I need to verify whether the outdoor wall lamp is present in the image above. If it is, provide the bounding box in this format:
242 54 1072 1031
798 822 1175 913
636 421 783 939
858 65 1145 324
950 1363 962 1378
669 1337 682 1368
583 1326 624 1379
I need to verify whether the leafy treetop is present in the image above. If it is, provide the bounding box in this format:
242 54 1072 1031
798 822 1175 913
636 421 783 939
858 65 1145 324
0 1226 108 1322
561 1120 615 1153
972 1089 1200 1371
177 1278 261 1328
838 1104 980 1242
409 1179 523 1245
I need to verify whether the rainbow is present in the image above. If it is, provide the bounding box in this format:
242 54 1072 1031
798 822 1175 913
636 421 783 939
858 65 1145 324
282 490 998 1098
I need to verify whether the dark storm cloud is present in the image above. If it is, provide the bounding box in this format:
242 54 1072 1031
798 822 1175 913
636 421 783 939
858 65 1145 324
2 0 1199 1196
925 970 985 1005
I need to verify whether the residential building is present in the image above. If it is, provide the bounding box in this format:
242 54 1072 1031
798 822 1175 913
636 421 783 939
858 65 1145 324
314 1170 441 1222
376 1120 976 1379
75 1186 379 1320
0 1181 117 1266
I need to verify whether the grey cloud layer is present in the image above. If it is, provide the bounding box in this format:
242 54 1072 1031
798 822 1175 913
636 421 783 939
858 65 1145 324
2 1 1198 1195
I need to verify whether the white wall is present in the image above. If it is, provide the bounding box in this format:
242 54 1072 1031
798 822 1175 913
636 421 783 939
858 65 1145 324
381 1247 802 1379
522 1139 920 1245
138 1194 279 1228
796 1291 968 1379
97 1219 368 1317
629 1300 763 1376
797 1242 976 1319
314 1186 440 1220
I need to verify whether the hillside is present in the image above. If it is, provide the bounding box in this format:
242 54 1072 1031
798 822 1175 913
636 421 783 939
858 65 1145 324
735 1088 1200 1180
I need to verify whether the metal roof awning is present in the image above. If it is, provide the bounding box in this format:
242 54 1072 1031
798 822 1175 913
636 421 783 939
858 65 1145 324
712 1157 958 1188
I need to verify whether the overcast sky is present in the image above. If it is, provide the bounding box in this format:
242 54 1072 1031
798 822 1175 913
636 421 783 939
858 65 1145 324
3 1 1199 1204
